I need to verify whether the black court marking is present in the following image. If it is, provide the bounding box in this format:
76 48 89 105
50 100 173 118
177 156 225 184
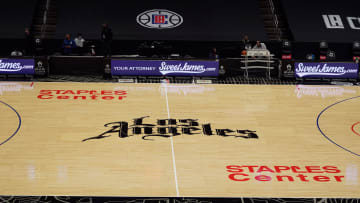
316 96 360 157
0 100 21 147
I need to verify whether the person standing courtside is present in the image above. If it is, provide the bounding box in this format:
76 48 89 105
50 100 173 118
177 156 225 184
209 48 219 59
24 28 34 56
62 34 76 55
101 24 113 57
242 35 252 50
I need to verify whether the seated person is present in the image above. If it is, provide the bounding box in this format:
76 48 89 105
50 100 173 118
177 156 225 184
252 41 267 50
209 48 219 59
74 33 86 55
62 34 76 55
11 48 23 57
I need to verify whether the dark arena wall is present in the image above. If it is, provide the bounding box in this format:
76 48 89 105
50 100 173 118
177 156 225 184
0 0 37 38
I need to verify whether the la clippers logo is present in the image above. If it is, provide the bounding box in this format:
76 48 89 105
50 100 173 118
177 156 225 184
137 9 183 29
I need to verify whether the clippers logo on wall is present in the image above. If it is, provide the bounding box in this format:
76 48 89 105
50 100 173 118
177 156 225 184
281 0 360 42
82 116 259 141
137 9 183 29
227 165 345 183
111 60 219 77
323 15 360 30
0 59 35 75
295 62 359 79
37 90 127 101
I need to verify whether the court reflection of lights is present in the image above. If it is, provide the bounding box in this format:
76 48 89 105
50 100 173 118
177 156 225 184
27 165 36 181
346 165 358 185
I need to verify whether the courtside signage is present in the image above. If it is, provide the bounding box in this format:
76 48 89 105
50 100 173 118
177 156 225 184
0 59 35 75
295 62 358 79
111 60 219 77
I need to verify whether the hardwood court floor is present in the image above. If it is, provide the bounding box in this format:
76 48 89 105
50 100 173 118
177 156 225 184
0 82 359 198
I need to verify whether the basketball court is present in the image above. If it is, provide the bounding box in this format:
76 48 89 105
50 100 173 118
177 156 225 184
0 81 359 198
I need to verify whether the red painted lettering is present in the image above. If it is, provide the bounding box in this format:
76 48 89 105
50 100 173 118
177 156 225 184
55 90 64 94
306 166 323 173
257 166 275 173
229 173 249 181
115 90 127 95
77 90 89 94
255 175 272 181
334 176 344 182
101 90 112 95
39 90 52 95
242 166 258 173
62 90 75 94
274 166 290 173
314 176 330 182
291 166 307 173
89 90 99 95
276 176 294 182
57 96 69 99
226 165 243 173
102 96 114 100
37 95 53 99
296 174 309 182
74 96 87 100
323 166 341 173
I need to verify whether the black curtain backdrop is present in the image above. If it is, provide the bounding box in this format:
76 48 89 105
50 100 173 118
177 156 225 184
56 0 266 41
0 0 37 38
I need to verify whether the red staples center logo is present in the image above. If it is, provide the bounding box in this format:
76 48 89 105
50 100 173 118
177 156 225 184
137 9 183 29
226 165 345 183
37 90 127 101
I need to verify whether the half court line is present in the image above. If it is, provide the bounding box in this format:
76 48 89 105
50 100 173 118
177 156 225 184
164 83 180 197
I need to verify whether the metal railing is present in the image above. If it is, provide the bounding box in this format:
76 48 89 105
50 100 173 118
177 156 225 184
40 0 51 38
268 0 282 40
